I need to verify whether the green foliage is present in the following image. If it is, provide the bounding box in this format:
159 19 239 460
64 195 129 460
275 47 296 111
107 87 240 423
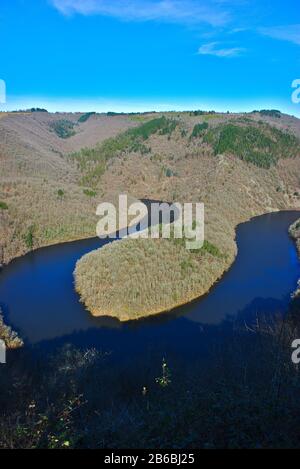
57 189 64 198
180 258 194 272
204 122 300 168
81 165 105 187
29 108 48 112
189 110 216 116
169 224 223 258
191 122 209 138
83 189 97 197
158 118 177 136
201 240 223 258
129 116 177 140
190 110 206 116
50 120 76 139
12 108 48 113
78 112 96 123
107 111 157 117
254 109 281 119
181 129 187 138
70 117 178 186
24 225 35 249
0 201 8 210
150 153 162 162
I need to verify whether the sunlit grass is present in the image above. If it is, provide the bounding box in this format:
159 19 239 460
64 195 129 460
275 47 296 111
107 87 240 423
74 234 226 321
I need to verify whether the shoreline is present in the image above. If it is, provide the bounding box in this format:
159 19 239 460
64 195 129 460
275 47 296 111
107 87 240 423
289 218 300 298
1 208 300 325
75 209 300 322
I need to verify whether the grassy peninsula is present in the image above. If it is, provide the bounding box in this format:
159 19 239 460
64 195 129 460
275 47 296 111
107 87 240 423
73 112 300 321
74 236 226 321
1 110 300 321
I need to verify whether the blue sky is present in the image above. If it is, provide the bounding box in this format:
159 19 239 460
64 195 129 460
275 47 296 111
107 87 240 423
0 0 300 114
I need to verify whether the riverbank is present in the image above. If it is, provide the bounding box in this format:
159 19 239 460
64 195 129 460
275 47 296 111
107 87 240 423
74 235 230 321
1 207 299 326
74 209 300 322
1 112 300 321
2 210 299 345
0 308 23 349
290 218 300 254
1 212 300 447
0 191 139 267
289 218 300 297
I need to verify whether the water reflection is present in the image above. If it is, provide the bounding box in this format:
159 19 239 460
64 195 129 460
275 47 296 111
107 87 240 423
0 211 299 348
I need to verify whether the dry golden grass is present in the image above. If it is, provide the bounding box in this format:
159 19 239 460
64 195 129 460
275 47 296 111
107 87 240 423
0 113 136 264
1 111 300 320
74 237 227 321
73 114 300 321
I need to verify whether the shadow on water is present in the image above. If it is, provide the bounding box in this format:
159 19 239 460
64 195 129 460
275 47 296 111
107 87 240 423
0 210 299 360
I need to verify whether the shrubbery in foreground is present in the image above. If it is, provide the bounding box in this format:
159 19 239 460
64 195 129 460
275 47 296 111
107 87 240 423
1 300 300 448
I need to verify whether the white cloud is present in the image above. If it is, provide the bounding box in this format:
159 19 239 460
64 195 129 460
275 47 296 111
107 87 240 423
198 42 244 57
50 0 230 27
260 24 300 46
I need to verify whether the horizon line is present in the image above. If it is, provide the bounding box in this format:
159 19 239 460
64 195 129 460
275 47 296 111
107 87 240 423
0 95 299 118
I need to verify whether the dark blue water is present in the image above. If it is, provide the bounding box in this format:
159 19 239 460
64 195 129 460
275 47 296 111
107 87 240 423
0 211 299 359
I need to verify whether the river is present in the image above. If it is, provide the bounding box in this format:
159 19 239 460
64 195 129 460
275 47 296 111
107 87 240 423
0 211 299 362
